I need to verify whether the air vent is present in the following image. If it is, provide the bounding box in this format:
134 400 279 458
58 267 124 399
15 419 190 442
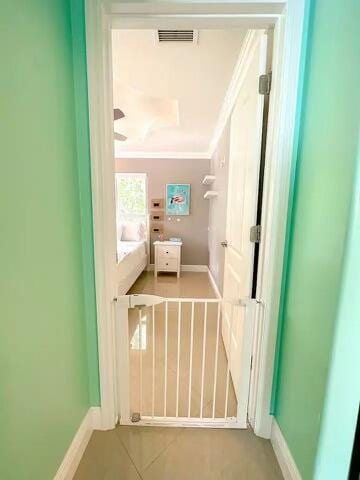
156 30 198 44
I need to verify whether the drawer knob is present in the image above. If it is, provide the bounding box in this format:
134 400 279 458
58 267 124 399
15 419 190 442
166 251 169 253
166 263 168 265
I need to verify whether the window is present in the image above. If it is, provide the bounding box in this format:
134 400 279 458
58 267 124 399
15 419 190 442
115 173 147 217
115 172 147 228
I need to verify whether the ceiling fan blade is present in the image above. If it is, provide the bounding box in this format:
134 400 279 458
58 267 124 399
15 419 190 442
113 108 125 120
114 132 127 142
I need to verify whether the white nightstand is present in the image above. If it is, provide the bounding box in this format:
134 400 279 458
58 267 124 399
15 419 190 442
154 241 182 278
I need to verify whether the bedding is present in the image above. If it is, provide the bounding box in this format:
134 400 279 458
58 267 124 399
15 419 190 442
117 240 147 294
120 221 146 242
117 240 146 263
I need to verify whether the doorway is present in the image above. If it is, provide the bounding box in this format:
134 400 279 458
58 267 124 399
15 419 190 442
112 26 270 429
85 0 307 438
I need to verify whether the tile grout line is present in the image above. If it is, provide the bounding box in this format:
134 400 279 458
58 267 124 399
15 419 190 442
141 427 185 475
114 430 145 480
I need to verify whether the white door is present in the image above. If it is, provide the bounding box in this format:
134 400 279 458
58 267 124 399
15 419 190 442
222 32 267 427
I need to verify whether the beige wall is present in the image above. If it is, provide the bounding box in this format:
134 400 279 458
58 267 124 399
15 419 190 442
115 158 210 265
208 123 230 293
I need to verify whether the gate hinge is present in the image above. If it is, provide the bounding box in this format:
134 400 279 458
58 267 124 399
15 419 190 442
259 73 272 95
250 225 261 243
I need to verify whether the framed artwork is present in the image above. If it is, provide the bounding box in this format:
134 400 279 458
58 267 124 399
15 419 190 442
166 184 190 215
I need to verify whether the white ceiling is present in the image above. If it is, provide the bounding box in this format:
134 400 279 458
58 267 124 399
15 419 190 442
112 29 247 158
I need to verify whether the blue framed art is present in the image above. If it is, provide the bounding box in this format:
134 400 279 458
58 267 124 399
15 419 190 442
166 184 190 216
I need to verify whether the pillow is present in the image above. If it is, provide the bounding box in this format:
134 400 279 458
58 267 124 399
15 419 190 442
121 221 146 241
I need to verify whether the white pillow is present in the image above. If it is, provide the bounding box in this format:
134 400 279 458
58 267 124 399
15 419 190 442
121 221 145 241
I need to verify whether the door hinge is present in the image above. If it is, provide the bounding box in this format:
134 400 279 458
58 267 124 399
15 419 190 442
250 225 261 243
259 73 272 95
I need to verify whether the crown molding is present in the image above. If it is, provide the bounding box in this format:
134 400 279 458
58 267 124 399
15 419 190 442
115 151 211 160
208 29 263 157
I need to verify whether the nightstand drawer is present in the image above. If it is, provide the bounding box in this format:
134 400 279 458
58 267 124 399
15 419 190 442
157 258 178 271
157 245 179 258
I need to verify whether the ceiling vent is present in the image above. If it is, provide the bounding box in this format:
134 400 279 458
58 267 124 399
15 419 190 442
156 30 198 44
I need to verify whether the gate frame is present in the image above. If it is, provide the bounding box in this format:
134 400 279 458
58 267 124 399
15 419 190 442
117 296 249 429
85 0 307 438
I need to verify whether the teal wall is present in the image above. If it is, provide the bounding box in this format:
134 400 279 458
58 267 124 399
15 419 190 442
0 0 98 478
314 137 360 479
70 0 101 406
273 0 360 479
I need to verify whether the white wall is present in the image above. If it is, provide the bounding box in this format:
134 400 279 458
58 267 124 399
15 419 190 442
208 122 230 292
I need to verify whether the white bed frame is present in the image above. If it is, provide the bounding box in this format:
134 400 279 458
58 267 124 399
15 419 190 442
116 214 150 295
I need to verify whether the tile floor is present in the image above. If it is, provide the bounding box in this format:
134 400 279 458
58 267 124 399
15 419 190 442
74 272 283 479
74 425 283 479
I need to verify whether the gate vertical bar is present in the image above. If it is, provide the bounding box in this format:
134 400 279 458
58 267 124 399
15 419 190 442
163 301 168 416
116 300 130 424
200 302 208 418
187 301 195 418
224 303 235 419
212 302 221 418
152 304 155 418
139 308 143 416
176 302 182 417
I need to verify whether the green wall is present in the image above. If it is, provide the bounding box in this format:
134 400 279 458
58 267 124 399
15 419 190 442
70 0 101 406
314 138 360 479
273 0 360 478
0 0 98 478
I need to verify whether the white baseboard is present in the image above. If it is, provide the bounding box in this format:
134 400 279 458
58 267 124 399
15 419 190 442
147 264 208 273
207 267 222 299
181 264 208 272
54 407 101 480
271 420 302 480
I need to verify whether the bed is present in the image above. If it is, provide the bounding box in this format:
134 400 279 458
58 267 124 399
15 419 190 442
116 220 149 295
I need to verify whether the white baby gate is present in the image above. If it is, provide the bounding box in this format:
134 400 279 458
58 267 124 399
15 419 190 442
115 294 255 429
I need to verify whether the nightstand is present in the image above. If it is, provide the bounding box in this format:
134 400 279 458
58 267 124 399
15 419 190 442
154 241 182 278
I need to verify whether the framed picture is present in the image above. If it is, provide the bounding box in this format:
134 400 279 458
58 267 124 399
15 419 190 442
166 184 190 216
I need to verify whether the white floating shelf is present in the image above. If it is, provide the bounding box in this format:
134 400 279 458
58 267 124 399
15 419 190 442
202 175 216 185
204 190 218 199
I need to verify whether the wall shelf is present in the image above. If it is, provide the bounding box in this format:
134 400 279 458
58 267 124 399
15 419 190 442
202 175 216 185
204 190 218 199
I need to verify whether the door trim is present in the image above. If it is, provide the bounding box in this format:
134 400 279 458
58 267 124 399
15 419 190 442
85 0 307 438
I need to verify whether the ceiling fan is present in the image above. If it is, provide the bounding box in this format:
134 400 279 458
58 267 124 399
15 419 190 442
113 108 127 141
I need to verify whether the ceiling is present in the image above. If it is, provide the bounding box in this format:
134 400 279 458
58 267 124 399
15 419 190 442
112 29 247 158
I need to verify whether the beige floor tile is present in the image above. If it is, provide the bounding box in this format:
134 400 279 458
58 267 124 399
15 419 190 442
75 427 283 480
73 429 141 480
115 425 182 473
129 271 217 299
142 427 283 480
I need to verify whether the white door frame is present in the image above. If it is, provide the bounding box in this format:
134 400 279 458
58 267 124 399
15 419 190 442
85 0 306 437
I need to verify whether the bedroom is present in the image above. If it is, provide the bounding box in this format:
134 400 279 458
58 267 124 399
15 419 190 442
112 26 274 426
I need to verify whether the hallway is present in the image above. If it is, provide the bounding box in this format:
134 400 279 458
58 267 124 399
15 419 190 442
74 272 282 479
74 424 282 479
